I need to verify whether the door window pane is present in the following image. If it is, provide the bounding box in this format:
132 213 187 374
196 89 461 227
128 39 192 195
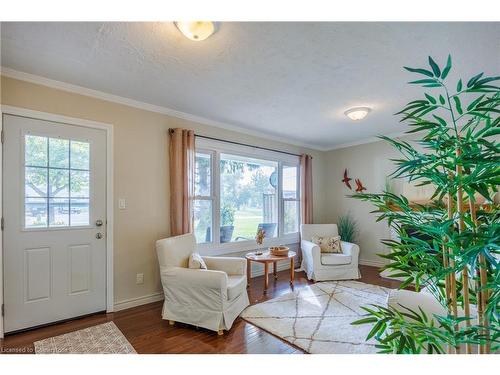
195 152 211 196
24 135 92 229
49 198 70 227
193 200 212 243
49 169 69 197
25 198 48 228
70 141 90 170
25 135 47 167
70 170 90 198
49 138 69 168
25 167 47 197
220 154 278 242
70 198 90 226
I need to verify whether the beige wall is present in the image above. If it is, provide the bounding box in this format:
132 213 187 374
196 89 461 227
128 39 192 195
0 76 327 305
324 140 403 266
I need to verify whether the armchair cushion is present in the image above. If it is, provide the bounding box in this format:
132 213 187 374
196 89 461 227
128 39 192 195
188 253 207 269
312 235 343 253
321 254 352 266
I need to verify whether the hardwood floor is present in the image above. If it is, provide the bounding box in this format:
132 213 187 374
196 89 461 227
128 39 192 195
0 265 401 354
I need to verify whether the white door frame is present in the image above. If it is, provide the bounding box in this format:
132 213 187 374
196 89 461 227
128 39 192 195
0 105 114 338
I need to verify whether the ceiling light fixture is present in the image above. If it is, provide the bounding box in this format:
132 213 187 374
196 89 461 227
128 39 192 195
344 107 371 121
174 21 216 41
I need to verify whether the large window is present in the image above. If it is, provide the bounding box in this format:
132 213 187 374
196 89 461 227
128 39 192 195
193 139 300 247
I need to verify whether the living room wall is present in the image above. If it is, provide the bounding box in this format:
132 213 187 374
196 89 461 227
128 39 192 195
0 75 327 308
324 139 405 267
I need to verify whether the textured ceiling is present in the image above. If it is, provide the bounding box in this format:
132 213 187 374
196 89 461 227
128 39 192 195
1 22 499 149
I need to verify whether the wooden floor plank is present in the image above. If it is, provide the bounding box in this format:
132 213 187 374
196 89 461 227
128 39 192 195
0 265 400 354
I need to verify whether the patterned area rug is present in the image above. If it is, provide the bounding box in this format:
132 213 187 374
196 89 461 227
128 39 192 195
241 280 390 354
34 322 136 354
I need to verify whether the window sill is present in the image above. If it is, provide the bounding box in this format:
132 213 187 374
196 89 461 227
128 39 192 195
197 233 300 256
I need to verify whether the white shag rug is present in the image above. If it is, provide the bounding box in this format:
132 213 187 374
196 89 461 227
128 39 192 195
34 321 136 354
241 280 390 354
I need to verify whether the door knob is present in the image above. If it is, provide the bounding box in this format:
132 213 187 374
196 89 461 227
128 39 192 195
96 232 104 239
96 219 103 227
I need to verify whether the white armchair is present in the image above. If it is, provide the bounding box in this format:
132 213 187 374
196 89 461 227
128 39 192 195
300 224 361 281
156 233 249 334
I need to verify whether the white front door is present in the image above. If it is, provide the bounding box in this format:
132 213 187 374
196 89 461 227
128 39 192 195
3 114 107 333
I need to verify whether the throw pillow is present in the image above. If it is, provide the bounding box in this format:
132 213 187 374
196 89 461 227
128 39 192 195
311 235 343 253
188 253 208 269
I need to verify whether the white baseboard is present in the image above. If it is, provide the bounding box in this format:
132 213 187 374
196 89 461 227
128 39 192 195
114 292 164 312
359 258 386 268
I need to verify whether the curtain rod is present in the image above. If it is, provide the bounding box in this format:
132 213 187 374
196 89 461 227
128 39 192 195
169 128 304 158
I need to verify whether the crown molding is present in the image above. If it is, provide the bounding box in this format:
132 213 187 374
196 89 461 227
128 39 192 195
1 67 328 151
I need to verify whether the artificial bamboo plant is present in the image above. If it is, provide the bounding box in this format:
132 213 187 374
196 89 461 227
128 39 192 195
351 55 499 354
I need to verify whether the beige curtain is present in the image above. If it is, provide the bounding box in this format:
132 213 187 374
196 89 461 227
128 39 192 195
300 154 313 224
169 128 195 236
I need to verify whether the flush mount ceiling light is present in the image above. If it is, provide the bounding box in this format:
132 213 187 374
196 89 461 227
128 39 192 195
174 21 217 41
344 107 371 121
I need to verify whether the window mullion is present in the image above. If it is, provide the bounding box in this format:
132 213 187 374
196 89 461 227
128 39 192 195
278 161 284 238
213 150 221 245
296 162 301 226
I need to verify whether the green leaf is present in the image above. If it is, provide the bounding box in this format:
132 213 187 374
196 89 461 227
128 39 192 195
433 115 447 126
467 94 485 111
404 67 435 77
439 95 445 105
382 331 401 343
425 93 437 104
440 55 452 79
467 72 484 88
397 336 407 354
482 128 500 137
351 317 378 325
453 96 463 115
366 320 385 340
409 79 437 85
428 56 441 77
474 76 500 86
457 79 463 92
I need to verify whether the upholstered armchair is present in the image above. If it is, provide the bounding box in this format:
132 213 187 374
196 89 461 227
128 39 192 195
300 224 361 281
156 233 249 335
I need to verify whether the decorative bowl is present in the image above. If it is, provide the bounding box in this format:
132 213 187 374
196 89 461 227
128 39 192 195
269 246 289 256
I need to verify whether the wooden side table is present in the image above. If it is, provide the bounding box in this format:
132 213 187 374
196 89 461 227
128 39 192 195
245 251 297 292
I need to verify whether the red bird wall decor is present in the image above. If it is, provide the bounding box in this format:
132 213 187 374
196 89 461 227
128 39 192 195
342 168 352 190
355 178 367 193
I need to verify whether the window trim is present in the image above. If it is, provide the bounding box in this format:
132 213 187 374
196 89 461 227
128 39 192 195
194 137 300 256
